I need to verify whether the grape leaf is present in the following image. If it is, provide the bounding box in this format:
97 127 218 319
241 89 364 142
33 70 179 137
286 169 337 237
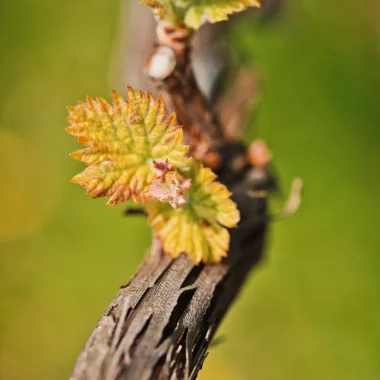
66 87 190 205
146 162 240 263
66 87 240 264
142 0 261 29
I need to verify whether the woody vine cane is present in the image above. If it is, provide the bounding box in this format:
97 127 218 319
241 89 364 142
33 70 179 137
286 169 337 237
67 1 300 379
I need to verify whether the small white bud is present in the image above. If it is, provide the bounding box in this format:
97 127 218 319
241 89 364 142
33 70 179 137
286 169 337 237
147 46 176 80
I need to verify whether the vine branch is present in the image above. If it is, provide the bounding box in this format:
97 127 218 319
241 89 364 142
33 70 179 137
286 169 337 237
69 2 286 379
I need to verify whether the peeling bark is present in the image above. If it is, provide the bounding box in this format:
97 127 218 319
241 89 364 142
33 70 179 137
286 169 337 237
71 189 267 380
70 2 284 379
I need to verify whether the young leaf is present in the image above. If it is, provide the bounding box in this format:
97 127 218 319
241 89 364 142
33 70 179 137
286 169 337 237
66 87 190 205
142 0 261 29
184 0 261 29
146 162 240 264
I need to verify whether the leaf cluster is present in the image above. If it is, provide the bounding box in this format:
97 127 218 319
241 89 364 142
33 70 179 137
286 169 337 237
141 0 261 29
67 88 239 263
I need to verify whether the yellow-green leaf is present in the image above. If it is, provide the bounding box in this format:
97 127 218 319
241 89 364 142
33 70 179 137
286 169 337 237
66 87 190 205
146 162 240 263
142 0 261 29
185 0 261 29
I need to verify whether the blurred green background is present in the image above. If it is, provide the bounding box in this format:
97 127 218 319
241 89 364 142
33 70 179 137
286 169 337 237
0 0 379 379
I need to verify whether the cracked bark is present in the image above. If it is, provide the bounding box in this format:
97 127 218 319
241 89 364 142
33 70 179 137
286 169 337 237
70 2 281 379
71 189 267 380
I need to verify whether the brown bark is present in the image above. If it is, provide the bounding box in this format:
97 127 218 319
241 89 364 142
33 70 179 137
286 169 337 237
71 188 268 380
70 2 282 379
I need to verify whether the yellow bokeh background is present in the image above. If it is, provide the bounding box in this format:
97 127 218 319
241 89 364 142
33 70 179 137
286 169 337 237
1 1 379 379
